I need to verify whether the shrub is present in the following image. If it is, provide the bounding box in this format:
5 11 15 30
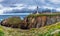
0 28 4 36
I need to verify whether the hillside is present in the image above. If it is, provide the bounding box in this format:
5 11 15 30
24 14 60 28
0 22 60 36
1 14 60 29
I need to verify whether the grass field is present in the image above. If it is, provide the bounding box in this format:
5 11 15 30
0 22 60 36
27 13 60 18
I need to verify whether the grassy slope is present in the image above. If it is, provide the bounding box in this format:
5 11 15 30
0 22 60 36
27 14 60 18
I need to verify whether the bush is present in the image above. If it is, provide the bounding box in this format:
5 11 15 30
7 16 21 25
0 31 4 36
0 28 4 36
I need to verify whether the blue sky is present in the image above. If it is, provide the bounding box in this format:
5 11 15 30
0 0 60 15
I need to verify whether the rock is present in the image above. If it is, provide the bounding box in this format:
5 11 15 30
41 16 47 26
26 15 60 28
1 16 21 28
35 16 42 28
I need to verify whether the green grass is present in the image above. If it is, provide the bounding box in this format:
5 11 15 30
0 22 60 36
27 14 60 18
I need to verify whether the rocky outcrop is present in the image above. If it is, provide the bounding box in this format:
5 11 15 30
1 16 21 28
24 15 60 28
1 14 60 29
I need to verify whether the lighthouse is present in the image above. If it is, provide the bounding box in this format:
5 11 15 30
36 6 39 14
30 6 39 14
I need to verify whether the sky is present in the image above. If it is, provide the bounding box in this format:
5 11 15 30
0 0 60 15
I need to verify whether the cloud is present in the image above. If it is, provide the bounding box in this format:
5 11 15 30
0 4 4 9
42 6 55 9
40 0 45 3
0 4 4 14
0 7 25 14
56 8 60 11
0 4 30 15
12 4 38 10
0 10 4 14
0 4 57 14
27 6 37 10
13 4 27 7
0 4 26 14
48 0 60 4
0 0 4 2
0 4 39 14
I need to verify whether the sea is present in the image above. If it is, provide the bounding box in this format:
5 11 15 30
0 15 27 21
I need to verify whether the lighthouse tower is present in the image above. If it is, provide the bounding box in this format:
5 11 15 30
36 6 39 14
30 6 39 14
